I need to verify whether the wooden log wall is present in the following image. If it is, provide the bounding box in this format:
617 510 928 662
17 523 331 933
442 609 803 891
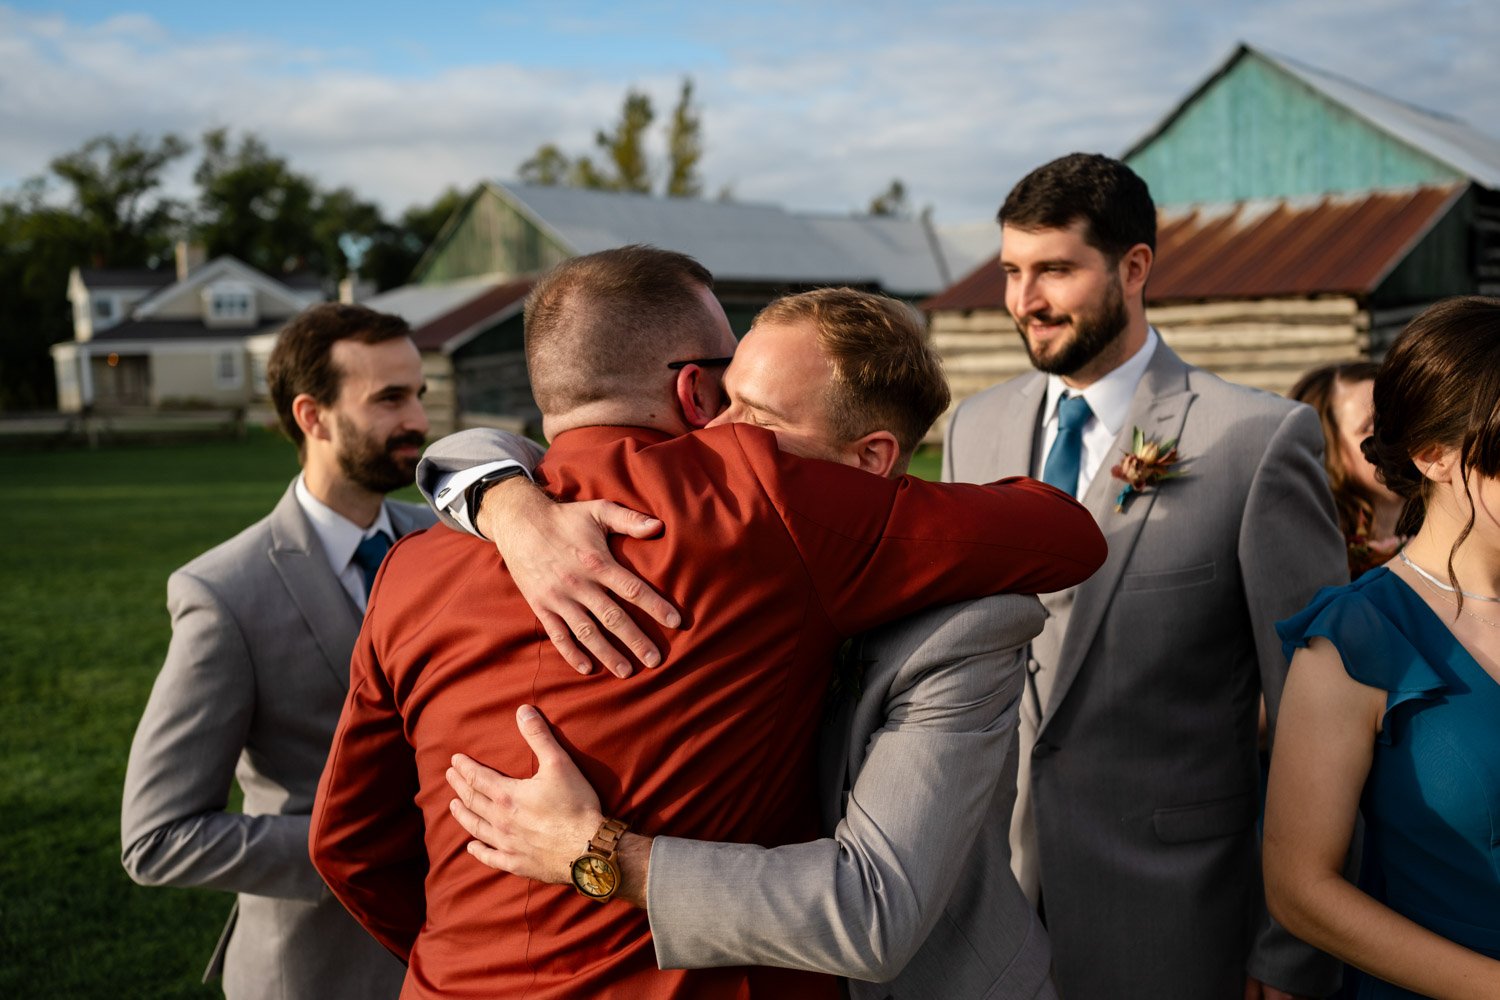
421 353 458 438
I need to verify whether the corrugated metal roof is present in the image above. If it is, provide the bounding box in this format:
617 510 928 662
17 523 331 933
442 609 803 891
1124 43 1500 191
493 182 953 295
364 275 502 330
800 214 947 296
920 185 1462 312
409 279 532 353
934 221 1001 279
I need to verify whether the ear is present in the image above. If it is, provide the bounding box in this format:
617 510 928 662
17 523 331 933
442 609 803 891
845 430 902 478
292 393 333 444
673 365 722 429
1412 442 1459 484
1118 243 1153 300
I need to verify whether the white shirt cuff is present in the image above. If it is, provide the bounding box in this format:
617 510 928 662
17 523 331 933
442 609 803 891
432 460 533 537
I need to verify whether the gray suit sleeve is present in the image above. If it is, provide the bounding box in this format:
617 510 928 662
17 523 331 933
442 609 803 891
415 429 546 534
647 599 1037 982
120 570 326 902
1240 404 1347 996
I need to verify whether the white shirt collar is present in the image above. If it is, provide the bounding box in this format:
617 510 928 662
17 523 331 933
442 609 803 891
293 474 395 578
1042 326 1159 434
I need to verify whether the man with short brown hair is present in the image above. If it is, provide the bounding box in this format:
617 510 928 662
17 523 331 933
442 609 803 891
121 302 433 1000
751 287 949 463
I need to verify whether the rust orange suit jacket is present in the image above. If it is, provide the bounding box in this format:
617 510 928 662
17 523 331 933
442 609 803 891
310 423 1104 999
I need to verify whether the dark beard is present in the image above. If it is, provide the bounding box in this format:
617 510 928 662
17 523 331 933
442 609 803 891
1015 277 1128 377
335 415 424 495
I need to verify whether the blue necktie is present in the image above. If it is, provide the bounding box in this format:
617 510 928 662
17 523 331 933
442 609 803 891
1041 392 1094 497
352 531 393 599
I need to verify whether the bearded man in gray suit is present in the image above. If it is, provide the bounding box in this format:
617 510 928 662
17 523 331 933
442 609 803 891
419 285 1094 998
120 303 434 1000
942 153 1348 999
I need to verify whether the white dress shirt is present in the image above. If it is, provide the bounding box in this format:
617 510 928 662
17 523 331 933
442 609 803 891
293 474 396 613
1039 327 1159 499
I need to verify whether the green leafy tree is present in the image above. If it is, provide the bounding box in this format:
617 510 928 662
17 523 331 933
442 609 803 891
193 128 322 275
518 144 572 187
0 133 188 410
360 186 469 291
48 132 190 267
515 78 705 197
595 90 655 193
664 79 703 198
868 178 910 218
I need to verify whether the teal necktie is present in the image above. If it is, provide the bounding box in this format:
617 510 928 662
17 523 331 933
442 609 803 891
1041 392 1094 498
352 531 393 598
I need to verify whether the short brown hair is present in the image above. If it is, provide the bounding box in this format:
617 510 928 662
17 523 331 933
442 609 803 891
1000 153 1157 261
524 245 719 414
754 288 949 462
268 302 413 451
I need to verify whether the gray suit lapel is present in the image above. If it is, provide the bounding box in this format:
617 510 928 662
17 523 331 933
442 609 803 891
997 373 1048 478
267 484 363 690
1038 343 1196 735
387 499 429 540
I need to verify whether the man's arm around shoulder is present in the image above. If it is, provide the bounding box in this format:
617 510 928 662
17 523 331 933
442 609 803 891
647 594 1045 981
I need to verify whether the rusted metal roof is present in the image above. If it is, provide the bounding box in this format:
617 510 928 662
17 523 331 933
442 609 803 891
920 185 1463 312
408 278 533 353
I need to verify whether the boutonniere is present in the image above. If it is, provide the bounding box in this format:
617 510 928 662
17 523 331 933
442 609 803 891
1110 427 1186 512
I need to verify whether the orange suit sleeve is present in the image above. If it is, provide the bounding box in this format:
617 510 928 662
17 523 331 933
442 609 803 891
309 578 426 964
735 425 1106 637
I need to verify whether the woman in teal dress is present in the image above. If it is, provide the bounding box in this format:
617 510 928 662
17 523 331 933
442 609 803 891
1265 296 1500 999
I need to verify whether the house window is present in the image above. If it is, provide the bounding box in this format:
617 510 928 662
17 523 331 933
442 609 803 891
93 297 116 321
212 290 252 319
215 350 244 390
204 281 258 327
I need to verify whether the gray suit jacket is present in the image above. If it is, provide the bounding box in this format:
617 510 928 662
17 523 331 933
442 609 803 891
120 482 433 1000
647 595 1058 1000
943 341 1346 999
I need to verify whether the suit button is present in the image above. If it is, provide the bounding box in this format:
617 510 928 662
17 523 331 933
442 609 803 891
1032 742 1057 760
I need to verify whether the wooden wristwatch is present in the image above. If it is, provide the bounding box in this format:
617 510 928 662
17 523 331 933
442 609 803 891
570 818 628 901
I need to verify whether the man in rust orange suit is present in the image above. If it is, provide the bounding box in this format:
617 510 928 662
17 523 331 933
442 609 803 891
309 246 1105 999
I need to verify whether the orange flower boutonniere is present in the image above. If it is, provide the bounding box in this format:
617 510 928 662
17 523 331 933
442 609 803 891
1110 427 1186 512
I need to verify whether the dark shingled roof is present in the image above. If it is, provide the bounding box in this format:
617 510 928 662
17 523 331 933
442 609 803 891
88 318 287 343
920 185 1462 312
78 268 175 290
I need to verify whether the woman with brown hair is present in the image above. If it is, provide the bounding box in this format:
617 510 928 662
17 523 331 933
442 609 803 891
1290 362 1406 576
1265 296 1500 998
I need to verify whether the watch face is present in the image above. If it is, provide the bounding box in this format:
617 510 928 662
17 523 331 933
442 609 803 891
571 854 618 898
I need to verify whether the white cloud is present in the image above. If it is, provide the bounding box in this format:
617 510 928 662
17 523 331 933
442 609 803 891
1 1 1497 224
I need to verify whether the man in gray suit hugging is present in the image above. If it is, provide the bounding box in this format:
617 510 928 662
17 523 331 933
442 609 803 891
422 286 1087 999
120 303 435 1000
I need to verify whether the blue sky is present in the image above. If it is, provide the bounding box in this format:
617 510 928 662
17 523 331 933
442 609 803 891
5 1 1499 224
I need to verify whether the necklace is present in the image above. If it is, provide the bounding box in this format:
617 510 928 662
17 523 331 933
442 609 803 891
1406 564 1500 629
1397 550 1500 603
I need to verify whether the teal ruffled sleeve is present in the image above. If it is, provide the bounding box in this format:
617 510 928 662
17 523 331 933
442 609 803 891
1276 577 1447 745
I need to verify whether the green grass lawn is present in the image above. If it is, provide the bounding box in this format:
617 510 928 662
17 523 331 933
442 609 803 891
0 431 317 998
0 429 941 998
